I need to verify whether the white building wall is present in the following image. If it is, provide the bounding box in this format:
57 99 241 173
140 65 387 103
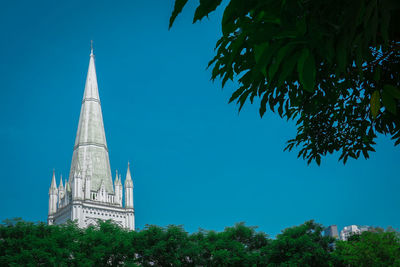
51 199 134 230
340 225 370 241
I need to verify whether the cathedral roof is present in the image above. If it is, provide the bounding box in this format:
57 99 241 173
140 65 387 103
69 45 113 194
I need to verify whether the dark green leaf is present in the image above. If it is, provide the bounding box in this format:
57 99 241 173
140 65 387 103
221 1 236 35
362 150 369 159
395 138 400 146
370 90 380 119
238 89 251 112
268 43 295 82
370 7 378 44
297 48 316 93
253 42 281 77
316 155 321 166
254 43 269 64
382 91 397 115
336 38 347 75
193 0 223 23
384 84 400 99
259 93 268 117
169 0 189 29
229 87 246 103
277 50 300 88
380 1 391 46
373 66 381 82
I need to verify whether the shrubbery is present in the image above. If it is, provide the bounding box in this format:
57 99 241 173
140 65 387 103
1 219 399 266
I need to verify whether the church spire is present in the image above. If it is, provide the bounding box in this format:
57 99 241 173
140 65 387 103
50 169 57 190
59 175 64 190
125 162 133 188
69 43 113 194
124 162 133 209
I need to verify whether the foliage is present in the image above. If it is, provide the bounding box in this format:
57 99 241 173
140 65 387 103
332 230 400 266
265 220 334 266
1 219 399 266
169 0 400 165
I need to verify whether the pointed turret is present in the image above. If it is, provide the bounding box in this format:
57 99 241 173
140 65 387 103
48 170 58 216
115 170 119 184
114 170 122 206
124 162 133 188
124 162 133 209
59 175 64 191
72 168 83 200
58 175 65 208
49 170 58 193
69 43 113 194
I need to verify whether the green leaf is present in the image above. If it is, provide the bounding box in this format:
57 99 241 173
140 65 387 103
222 69 233 88
274 30 298 39
380 1 391 46
297 48 316 93
229 34 245 65
336 38 347 75
363 0 376 29
325 37 334 64
277 50 300 88
382 91 397 115
256 11 281 25
316 155 321 166
169 0 189 29
343 154 349 164
373 66 381 82
268 43 295 82
395 139 400 146
229 87 246 103
254 43 269 64
384 84 400 99
253 42 281 78
259 93 268 117
237 89 251 112
221 1 236 35
193 0 223 23
370 7 378 44
362 150 369 159
295 16 306 36
370 90 381 119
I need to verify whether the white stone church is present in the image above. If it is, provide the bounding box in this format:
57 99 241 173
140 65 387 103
47 46 135 230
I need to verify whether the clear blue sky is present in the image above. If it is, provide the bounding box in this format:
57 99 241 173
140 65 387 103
0 0 399 237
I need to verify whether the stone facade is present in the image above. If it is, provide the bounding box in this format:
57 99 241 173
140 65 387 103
47 47 135 230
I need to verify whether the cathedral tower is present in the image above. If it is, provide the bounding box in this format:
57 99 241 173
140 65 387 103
47 44 135 230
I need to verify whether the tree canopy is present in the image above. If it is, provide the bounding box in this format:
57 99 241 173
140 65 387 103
1 218 399 266
169 0 400 165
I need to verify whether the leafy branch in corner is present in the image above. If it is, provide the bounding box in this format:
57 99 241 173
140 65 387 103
170 0 400 165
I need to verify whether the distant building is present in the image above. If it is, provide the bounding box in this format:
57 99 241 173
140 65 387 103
340 225 370 241
324 225 339 239
47 45 135 230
